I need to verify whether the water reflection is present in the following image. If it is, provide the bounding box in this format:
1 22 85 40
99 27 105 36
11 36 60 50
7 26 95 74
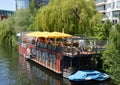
18 55 114 85
18 55 62 85
0 45 18 85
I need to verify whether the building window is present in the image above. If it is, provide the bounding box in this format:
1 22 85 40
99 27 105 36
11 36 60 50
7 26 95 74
112 11 120 17
97 6 105 11
16 0 30 10
116 1 120 8
105 12 110 17
95 0 106 4
111 2 115 9
112 20 117 24
105 3 111 10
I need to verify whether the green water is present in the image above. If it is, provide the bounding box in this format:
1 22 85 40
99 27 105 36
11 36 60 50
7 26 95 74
0 45 115 85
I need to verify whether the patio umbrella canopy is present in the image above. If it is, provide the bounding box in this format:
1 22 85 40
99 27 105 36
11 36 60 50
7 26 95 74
26 31 50 38
48 32 72 38
26 31 72 39
26 31 42 37
25 31 73 46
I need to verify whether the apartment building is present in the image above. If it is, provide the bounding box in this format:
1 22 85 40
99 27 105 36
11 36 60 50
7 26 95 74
34 0 49 8
15 0 49 10
95 0 120 24
15 0 30 10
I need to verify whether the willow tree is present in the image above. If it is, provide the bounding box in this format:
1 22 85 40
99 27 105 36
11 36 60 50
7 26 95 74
0 19 7 43
14 9 33 33
103 24 120 84
0 9 33 47
29 0 37 15
93 20 112 40
0 16 17 47
35 0 102 36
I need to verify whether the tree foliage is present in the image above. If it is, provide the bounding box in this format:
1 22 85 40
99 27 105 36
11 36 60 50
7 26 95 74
0 0 48 47
35 0 102 36
29 0 37 15
28 0 39 31
0 16 17 47
94 20 112 40
0 9 33 47
14 9 33 33
103 24 120 84
102 20 112 39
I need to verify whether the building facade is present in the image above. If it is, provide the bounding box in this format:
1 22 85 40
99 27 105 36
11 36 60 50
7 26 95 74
34 0 49 8
95 0 120 24
0 9 13 21
15 0 30 10
15 0 49 10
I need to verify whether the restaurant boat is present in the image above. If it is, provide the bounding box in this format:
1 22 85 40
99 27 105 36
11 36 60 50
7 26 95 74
18 31 109 81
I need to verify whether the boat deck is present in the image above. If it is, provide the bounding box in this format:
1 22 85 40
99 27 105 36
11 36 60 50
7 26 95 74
63 51 100 57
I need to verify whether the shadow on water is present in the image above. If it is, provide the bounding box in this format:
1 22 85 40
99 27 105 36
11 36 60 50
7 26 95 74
70 80 115 85
18 55 63 85
18 55 115 85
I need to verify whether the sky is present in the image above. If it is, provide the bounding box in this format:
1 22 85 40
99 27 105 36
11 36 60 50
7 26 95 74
0 0 16 11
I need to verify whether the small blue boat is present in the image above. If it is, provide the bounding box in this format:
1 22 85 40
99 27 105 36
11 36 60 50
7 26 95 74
68 70 109 81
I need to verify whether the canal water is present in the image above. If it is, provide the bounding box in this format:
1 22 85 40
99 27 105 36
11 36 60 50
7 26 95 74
0 45 115 85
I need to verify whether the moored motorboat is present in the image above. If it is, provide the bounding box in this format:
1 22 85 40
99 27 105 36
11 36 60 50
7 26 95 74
68 70 109 81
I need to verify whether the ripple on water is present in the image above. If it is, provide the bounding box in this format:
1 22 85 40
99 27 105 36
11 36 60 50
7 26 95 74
0 59 10 85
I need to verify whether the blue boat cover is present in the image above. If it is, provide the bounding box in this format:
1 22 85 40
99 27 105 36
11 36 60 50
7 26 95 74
68 70 109 81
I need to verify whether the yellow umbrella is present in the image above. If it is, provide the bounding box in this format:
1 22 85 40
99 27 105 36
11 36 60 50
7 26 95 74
26 31 72 38
54 32 72 38
47 32 72 45
35 31 50 38
26 31 42 37
26 31 50 38
48 31 72 38
62 33 72 38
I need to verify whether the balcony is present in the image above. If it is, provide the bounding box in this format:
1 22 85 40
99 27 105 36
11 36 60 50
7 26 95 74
96 0 106 6
112 8 120 11
99 10 106 13
111 17 119 20
97 7 106 13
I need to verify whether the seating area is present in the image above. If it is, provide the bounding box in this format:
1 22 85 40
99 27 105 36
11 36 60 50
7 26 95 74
22 36 105 57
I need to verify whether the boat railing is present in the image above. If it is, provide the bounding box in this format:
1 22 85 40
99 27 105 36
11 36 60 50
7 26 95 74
47 44 52 50
35 42 63 53
63 45 105 57
62 39 107 57
21 37 107 56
